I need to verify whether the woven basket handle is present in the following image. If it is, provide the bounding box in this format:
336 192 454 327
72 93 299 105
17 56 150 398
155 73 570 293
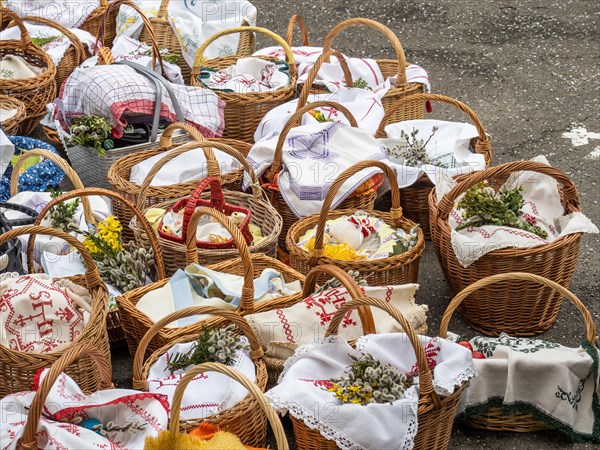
0 8 31 51
185 207 256 310
296 49 355 108
437 160 581 222
20 15 87 66
157 0 170 18
325 296 441 407
9 148 94 223
270 100 358 174
132 306 264 389
302 265 376 334
438 272 597 345
18 344 112 450
194 26 296 69
27 187 166 280
168 362 289 449
375 93 493 166
286 14 311 46
159 122 205 148
323 18 407 83
308 160 402 265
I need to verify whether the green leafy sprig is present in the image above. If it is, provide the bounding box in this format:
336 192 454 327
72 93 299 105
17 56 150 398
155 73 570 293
352 77 372 90
384 127 446 167
47 187 80 232
65 115 114 157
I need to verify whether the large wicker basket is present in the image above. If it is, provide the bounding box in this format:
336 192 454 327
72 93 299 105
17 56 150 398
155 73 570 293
375 92 493 239
439 272 597 433
129 140 281 275
429 161 584 336
287 160 425 286
27 187 168 348
79 0 117 47
132 306 269 446
290 295 468 450
265 100 382 249
117 207 305 357
0 95 25 135
322 18 425 122
0 8 56 135
15 344 113 450
0 226 110 397
191 26 296 143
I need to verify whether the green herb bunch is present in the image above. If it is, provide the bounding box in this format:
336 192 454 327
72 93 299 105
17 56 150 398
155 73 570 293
95 242 155 293
391 225 420 256
32 35 60 47
65 115 114 157
141 47 180 65
352 77 372 90
329 354 413 405
48 187 80 232
455 182 548 238
314 270 368 295
166 325 248 372
384 126 447 168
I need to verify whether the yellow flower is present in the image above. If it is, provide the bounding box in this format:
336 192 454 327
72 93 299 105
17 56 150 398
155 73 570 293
351 398 362 404
348 385 361 392
83 237 100 255
96 216 123 253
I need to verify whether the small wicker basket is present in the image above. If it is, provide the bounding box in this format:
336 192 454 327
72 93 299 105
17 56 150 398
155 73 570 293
439 272 598 433
0 95 26 136
429 161 584 336
287 160 425 286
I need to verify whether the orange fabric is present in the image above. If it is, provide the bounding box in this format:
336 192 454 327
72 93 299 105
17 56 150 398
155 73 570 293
189 424 266 450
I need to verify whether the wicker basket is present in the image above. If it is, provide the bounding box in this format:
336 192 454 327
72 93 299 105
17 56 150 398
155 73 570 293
0 226 110 397
0 95 25 135
429 161 584 336
117 207 304 357
264 100 382 249
290 295 467 450
0 8 57 135
27 187 168 348
130 140 281 275
287 160 425 286
322 18 425 122
15 344 113 450
191 26 297 143
79 0 118 47
375 92 493 239
286 14 312 47
132 306 269 446
439 272 597 433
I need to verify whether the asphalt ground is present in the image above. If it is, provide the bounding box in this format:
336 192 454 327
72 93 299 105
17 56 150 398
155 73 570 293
104 1 599 448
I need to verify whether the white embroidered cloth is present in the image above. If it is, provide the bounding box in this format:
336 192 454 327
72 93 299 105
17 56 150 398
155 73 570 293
147 338 255 421
437 155 599 267
55 64 225 138
117 0 257 67
0 369 169 450
199 57 291 93
381 119 487 188
246 122 389 218
3 0 101 28
455 333 600 441
246 284 428 360
0 55 45 79
266 334 475 450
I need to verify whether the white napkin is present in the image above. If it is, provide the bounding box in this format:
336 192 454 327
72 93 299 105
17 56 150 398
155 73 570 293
199 57 291 93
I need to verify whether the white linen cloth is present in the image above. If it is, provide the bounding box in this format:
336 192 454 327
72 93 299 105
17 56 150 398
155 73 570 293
135 263 302 328
0 129 13 172
55 63 225 138
0 23 96 66
381 119 487 188
3 0 101 28
0 107 18 124
117 0 257 67
199 57 291 93
455 333 600 441
0 55 45 79
246 122 389 218
438 155 599 267
147 338 255 421
246 284 429 359
0 369 169 450
267 333 475 450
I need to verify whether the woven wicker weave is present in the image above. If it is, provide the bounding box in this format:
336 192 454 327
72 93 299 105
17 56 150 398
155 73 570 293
80 0 117 47
117 207 304 357
287 160 425 286
429 161 583 336
290 295 467 450
375 92 493 239
439 272 598 432
0 95 25 136
132 307 269 446
0 226 110 397
264 100 381 249
16 344 113 450
191 26 297 143
322 18 425 122
0 8 57 135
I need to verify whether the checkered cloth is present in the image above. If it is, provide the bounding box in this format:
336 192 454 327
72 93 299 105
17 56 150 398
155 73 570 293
55 64 225 138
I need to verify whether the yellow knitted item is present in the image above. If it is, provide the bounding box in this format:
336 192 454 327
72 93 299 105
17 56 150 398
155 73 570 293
144 430 247 450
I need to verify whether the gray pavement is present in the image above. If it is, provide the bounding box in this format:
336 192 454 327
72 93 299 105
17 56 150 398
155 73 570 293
111 0 599 448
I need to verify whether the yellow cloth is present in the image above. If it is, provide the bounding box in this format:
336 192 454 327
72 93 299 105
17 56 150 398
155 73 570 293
144 423 265 450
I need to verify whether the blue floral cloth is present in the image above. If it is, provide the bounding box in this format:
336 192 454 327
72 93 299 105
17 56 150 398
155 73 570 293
0 137 64 202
